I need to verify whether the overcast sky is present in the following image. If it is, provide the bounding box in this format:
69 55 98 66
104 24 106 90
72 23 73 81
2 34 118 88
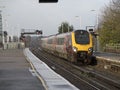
0 0 110 36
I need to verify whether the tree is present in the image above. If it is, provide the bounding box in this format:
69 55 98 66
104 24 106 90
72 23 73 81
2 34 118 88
99 0 120 47
58 22 74 34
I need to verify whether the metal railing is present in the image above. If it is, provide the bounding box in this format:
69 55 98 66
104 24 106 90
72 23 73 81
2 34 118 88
104 44 120 53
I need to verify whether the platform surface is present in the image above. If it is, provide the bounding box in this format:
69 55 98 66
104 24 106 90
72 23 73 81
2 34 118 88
0 49 45 90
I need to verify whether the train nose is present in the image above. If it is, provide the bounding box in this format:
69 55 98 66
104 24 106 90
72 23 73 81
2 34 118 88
88 47 93 53
77 51 87 59
72 46 78 52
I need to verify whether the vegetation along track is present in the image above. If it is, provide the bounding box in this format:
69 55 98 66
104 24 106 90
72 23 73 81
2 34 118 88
30 47 120 90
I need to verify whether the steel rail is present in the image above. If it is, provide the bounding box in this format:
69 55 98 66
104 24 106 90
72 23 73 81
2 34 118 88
33 49 103 90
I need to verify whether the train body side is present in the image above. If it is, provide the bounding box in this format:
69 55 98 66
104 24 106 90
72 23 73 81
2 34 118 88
54 33 71 59
41 36 56 53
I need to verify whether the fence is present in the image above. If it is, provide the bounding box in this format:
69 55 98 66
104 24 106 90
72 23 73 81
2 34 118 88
3 42 25 49
104 44 120 53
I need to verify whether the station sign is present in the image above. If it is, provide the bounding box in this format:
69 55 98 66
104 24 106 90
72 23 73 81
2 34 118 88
39 0 58 3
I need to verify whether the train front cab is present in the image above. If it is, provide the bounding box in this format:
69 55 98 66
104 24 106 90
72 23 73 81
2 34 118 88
71 30 93 64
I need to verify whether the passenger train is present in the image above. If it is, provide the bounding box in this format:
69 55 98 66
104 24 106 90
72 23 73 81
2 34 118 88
41 30 94 64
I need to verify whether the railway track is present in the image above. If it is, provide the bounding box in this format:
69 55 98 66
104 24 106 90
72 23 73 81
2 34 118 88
30 47 120 90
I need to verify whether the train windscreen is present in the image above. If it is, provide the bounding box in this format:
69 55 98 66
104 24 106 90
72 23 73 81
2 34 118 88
75 30 90 44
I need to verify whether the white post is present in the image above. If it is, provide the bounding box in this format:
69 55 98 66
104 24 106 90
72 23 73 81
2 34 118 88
62 23 63 33
91 10 99 52
68 25 69 32
2 31 5 49
17 24 20 43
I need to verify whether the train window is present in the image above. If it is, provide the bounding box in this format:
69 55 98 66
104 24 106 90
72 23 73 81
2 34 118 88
75 30 90 44
67 35 72 46
57 38 64 45
47 39 53 44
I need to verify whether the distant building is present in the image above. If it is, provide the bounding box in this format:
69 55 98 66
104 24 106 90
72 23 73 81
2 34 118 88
0 11 3 47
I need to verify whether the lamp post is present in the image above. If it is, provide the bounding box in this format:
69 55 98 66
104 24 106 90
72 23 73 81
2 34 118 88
91 10 99 52
75 16 81 29
62 23 63 33
68 24 69 32
91 10 99 30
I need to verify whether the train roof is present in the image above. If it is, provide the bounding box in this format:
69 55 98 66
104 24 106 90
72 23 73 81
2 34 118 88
41 29 89 39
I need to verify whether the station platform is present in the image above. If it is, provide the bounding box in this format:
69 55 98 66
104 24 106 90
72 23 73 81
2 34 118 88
0 49 44 90
94 52 120 63
0 48 79 90
24 48 79 90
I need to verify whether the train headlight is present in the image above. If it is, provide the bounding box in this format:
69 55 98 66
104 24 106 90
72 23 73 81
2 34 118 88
72 47 78 52
88 47 93 53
